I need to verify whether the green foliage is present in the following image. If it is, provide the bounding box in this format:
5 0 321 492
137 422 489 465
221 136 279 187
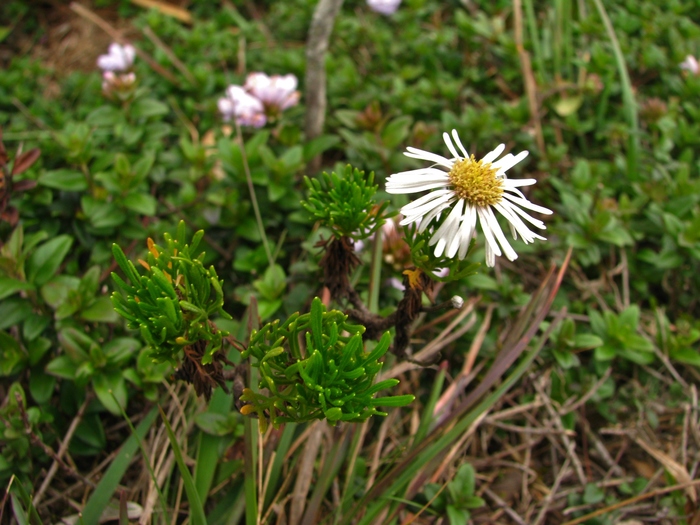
241 297 414 431
302 165 392 241
0 383 50 483
403 223 481 281
111 221 231 365
589 305 655 365
416 464 485 523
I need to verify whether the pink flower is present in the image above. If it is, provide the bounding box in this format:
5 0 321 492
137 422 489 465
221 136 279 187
680 55 699 75
367 0 402 15
244 72 300 114
97 43 136 72
218 85 267 128
102 71 137 100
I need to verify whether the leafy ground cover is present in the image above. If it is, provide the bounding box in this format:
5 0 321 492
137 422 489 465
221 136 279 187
1 0 699 523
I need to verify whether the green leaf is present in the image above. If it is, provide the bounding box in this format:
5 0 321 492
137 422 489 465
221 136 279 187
553 348 580 369
123 192 157 216
130 98 169 119
26 235 74 287
572 333 604 349
0 298 33 330
670 347 700 367
27 337 52 366
0 331 26 376
0 277 33 300
38 169 88 191
29 369 56 404
92 372 128 415
41 275 81 308
46 355 78 380
381 115 413 149
86 105 125 126
82 296 120 323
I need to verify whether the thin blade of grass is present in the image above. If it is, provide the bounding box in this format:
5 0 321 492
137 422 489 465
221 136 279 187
243 416 258 525
81 407 158 525
413 367 446 446
158 405 208 525
591 0 640 180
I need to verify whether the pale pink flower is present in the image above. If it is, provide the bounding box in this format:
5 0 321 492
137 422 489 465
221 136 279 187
680 55 699 75
97 43 136 72
218 85 267 128
367 0 402 15
102 71 137 100
244 72 300 114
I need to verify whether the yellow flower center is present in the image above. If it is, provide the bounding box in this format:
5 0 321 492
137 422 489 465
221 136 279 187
448 155 504 207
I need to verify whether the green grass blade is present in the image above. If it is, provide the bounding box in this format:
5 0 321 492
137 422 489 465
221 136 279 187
159 405 208 525
591 0 640 180
243 416 258 525
413 367 446 446
81 407 158 525
194 362 238 502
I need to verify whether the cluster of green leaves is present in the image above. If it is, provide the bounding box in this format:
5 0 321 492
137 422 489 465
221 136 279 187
302 165 391 241
415 464 485 524
240 297 414 431
403 222 480 281
0 383 49 483
111 221 231 365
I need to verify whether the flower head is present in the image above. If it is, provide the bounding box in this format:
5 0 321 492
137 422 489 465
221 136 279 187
244 72 300 115
367 0 402 15
386 130 553 267
97 43 136 72
101 71 137 100
680 55 699 75
218 85 267 128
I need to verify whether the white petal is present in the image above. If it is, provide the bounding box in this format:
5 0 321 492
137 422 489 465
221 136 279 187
450 129 469 158
484 206 518 261
401 190 453 210
443 132 461 160
404 147 453 168
493 150 528 174
418 201 452 232
503 178 537 188
477 207 502 259
481 144 505 165
485 242 496 267
502 200 548 230
386 168 450 185
494 202 545 242
429 199 464 248
457 205 476 259
433 237 447 257
502 193 553 215
399 193 454 223
386 180 451 194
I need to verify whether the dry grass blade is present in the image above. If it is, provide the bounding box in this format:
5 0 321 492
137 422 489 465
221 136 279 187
360 249 572 510
290 421 324 524
129 0 192 24
634 437 697 503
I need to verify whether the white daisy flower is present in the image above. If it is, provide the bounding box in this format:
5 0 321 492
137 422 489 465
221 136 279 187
386 129 553 267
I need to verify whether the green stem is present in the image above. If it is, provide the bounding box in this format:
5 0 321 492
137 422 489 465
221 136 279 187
235 121 274 267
